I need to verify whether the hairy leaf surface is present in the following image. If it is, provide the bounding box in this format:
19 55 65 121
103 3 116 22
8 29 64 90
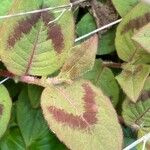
0 85 12 138
112 0 138 17
122 77 150 129
132 23 150 54
41 80 122 150
116 64 150 102
58 35 98 81
115 2 150 63
0 0 74 76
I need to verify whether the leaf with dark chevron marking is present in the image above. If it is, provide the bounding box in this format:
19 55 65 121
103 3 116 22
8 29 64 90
0 85 12 138
0 0 74 76
41 80 123 150
115 2 150 64
122 77 150 129
132 23 150 54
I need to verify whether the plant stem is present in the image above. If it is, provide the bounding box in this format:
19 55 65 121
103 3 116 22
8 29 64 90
102 61 122 69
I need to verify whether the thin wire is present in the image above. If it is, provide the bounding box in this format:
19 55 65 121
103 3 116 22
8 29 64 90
0 0 87 20
142 140 147 150
0 77 9 85
75 18 122 42
123 133 150 150
48 9 67 24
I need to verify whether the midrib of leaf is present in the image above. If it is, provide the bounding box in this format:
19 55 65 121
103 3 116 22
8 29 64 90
25 22 43 75
94 67 104 86
55 86 80 112
17 110 40 148
131 67 136 101
134 106 150 126
8 135 25 150
64 45 87 75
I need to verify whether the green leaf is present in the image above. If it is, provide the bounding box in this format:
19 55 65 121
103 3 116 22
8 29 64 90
122 126 137 149
0 127 26 150
16 87 67 149
112 0 138 17
97 27 116 55
84 60 120 107
76 13 96 38
28 84 43 108
115 2 150 63
41 79 123 150
122 77 150 128
116 64 150 103
0 0 74 76
57 35 98 81
0 85 12 138
132 23 150 53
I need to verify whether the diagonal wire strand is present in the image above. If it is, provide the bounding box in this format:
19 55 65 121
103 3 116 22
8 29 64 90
0 77 10 85
0 0 87 20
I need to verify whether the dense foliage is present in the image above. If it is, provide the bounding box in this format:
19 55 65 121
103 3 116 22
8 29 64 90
0 0 150 149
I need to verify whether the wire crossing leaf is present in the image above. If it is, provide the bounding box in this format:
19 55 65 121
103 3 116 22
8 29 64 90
132 23 150 54
115 2 150 64
0 85 12 138
0 0 13 57
0 0 74 76
112 0 138 17
57 35 98 81
116 64 150 103
41 80 123 150
122 77 150 129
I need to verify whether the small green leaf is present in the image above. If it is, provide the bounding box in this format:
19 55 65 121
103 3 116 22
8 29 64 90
115 2 150 63
16 87 67 149
84 60 120 107
41 79 123 150
57 35 98 81
0 85 12 138
76 13 96 38
112 0 138 17
132 23 150 54
28 84 43 108
97 27 116 55
0 0 74 76
116 64 150 102
122 77 150 128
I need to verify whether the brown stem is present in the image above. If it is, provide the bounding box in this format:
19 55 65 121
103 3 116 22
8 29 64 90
102 61 122 69
0 70 14 78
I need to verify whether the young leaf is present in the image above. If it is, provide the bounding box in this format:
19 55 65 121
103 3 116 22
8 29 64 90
84 60 120 107
112 0 138 17
122 77 150 129
16 87 67 149
97 27 116 55
0 85 12 138
115 2 150 64
41 79 123 150
28 84 43 108
116 64 150 103
132 23 150 54
0 0 74 76
57 35 98 81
